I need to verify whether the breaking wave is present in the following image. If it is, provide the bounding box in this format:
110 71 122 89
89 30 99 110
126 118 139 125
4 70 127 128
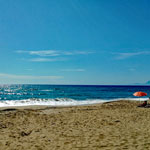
0 97 148 107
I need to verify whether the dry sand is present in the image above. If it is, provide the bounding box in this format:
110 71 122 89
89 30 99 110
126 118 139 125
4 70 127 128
0 101 150 150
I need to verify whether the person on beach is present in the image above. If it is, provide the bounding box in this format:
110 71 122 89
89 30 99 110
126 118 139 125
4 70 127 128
138 101 147 107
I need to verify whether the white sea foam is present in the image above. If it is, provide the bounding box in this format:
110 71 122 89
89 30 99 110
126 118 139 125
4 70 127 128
0 97 148 107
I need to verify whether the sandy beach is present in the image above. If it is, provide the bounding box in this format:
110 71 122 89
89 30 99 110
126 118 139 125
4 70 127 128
0 101 150 150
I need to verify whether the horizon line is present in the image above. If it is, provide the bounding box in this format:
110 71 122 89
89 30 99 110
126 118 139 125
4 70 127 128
0 84 150 86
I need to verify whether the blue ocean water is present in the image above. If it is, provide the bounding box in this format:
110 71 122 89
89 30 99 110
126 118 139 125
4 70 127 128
0 84 149 107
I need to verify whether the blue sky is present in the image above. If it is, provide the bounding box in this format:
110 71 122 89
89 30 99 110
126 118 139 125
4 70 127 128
0 0 150 84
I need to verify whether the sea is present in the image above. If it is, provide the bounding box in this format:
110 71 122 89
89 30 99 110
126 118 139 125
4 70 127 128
0 84 149 107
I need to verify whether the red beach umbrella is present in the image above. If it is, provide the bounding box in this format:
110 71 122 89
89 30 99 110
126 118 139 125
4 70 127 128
133 91 147 97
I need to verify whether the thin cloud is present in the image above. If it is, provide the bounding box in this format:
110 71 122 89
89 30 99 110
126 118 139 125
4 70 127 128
29 58 66 62
16 50 94 57
0 73 63 80
114 51 150 59
17 50 59 57
61 69 85 72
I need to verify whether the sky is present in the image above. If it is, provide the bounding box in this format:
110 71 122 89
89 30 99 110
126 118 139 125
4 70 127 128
0 0 150 85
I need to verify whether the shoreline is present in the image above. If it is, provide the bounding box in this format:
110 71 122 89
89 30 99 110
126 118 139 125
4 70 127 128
0 100 144 114
0 99 144 110
0 100 129 112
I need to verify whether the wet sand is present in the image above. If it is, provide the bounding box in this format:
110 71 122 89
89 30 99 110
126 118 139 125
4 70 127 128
0 101 150 150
